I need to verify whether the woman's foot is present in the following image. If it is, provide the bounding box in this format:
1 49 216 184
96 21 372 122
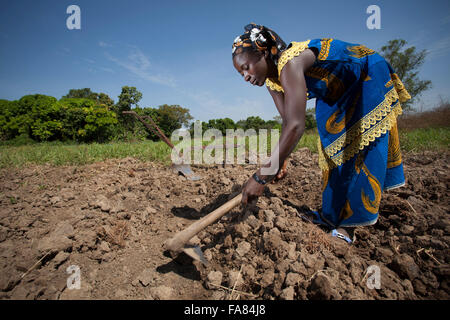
297 208 355 243
329 227 355 244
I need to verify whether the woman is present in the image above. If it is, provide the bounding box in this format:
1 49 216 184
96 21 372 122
232 23 410 243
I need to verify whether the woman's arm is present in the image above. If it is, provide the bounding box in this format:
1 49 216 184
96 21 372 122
241 48 316 205
265 48 316 170
267 87 288 180
268 87 286 119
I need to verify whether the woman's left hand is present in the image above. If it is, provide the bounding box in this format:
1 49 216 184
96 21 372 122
271 159 288 183
241 176 265 206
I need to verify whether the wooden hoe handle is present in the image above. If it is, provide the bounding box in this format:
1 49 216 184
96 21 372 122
164 194 242 253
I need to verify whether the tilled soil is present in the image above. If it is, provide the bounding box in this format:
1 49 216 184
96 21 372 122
0 148 448 300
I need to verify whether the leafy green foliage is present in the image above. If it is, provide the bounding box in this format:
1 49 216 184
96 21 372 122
0 95 117 142
379 39 432 111
154 104 193 135
113 86 142 126
58 98 118 142
63 88 114 107
0 95 58 140
119 104 194 142
0 85 193 144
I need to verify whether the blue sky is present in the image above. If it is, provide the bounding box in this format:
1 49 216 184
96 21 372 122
1 0 449 122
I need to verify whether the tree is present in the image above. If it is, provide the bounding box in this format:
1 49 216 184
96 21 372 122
236 119 247 129
243 116 265 131
63 88 96 100
16 94 59 140
262 120 281 130
203 117 236 135
130 105 193 141
59 98 117 142
116 86 142 112
62 88 114 107
97 93 114 107
380 39 432 111
0 94 117 142
113 86 143 130
157 104 193 128
154 104 193 137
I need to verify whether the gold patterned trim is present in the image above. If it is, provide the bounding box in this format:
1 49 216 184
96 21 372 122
318 38 333 60
265 77 311 98
390 73 411 103
318 89 404 171
329 100 403 169
346 44 376 59
387 120 402 168
324 87 399 157
277 40 311 77
385 79 393 88
318 138 334 171
315 50 411 172
321 168 330 192
266 40 311 95
265 78 284 92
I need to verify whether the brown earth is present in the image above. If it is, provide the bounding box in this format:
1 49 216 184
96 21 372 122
0 148 448 300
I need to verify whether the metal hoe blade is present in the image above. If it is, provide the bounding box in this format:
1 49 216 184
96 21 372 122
173 164 202 181
122 111 202 182
182 244 208 266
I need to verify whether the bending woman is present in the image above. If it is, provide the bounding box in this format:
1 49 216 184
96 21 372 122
232 23 411 242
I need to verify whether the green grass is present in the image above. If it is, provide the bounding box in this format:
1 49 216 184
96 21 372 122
295 129 318 153
0 128 448 168
0 140 172 168
399 127 450 152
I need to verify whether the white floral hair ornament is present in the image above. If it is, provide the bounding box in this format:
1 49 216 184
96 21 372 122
232 36 242 53
250 28 267 44
232 23 287 65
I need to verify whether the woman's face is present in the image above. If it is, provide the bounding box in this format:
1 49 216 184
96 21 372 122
233 51 268 87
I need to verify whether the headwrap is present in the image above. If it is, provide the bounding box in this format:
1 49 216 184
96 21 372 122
232 23 287 65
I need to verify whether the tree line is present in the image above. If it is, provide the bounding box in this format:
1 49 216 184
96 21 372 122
0 87 193 143
0 39 430 144
0 86 311 144
189 110 317 137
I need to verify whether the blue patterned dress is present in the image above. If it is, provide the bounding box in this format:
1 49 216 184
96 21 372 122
266 38 411 227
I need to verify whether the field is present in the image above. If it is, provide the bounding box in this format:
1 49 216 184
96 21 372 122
0 108 448 300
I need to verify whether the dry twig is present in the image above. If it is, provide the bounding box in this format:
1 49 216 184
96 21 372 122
228 265 243 300
307 269 328 282
417 247 442 265
404 200 418 215
207 282 258 298
21 250 53 280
